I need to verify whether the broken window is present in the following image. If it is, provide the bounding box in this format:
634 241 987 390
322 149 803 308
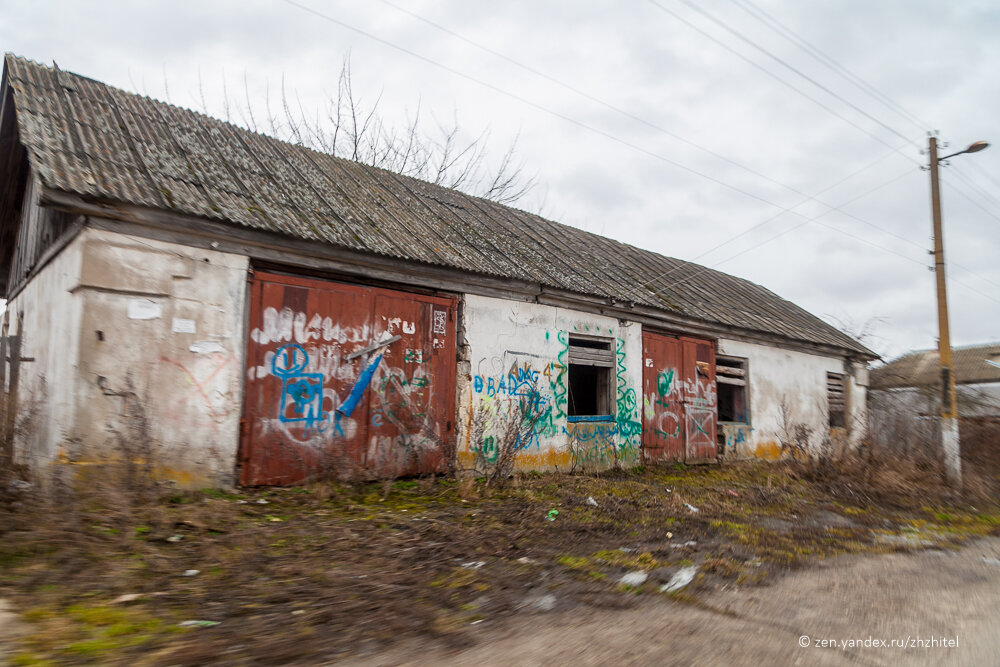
567 335 614 418
827 372 846 428
716 356 748 423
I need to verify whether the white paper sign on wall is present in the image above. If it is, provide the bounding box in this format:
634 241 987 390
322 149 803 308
172 318 197 334
127 299 162 320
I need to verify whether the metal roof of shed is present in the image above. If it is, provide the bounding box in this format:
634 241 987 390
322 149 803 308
2 54 873 357
871 343 1000 389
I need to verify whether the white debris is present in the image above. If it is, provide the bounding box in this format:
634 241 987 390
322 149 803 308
684 503 699 513
670 540 697 549
182 569 200 577
619 571 648 587
167 535 183 543
660 566 698 593
178 620 219 628
256 499 270 505
530 594 557 611
462 561 486 569
586 496 599 507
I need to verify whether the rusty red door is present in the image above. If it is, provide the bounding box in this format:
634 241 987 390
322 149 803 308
239 271 456 485
642 332 718 463
642 332 685 461
680 337 717 462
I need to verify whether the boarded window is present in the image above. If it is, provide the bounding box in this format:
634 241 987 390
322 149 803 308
827 372 846 428
567 335 614 417
717 356 748 423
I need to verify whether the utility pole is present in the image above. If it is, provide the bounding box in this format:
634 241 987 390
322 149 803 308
927 136 990 485
927 135 961 486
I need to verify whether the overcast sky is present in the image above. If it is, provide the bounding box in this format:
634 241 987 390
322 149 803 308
3 0 998 360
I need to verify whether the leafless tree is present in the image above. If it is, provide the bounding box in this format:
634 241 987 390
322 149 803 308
198 54 536 206
824 313 888 357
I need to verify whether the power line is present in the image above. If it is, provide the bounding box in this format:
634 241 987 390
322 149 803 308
375 0 811 201
963 157 1000 191
279 0 821 213
373 0 940 284
729 0 931 133
282 0 999 307
647 0 918 156
673 0 916 147
647 145 906 284
653 167 921 293
947 163 1000 213
944 175 1000 226
664 195 1000 308
282 0 937 251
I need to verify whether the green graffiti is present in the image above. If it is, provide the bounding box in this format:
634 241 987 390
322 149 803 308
548 331 569 421
476 435 498 463
643 394 655 421
657 369 675 397
615 338 642 447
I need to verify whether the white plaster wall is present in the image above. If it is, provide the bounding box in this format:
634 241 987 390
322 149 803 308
959 382 1000 417
717 338 856 459
6 234 84 468
457 294 643 472
10 226 249 487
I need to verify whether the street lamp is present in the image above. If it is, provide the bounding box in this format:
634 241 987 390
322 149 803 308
927 135 989 486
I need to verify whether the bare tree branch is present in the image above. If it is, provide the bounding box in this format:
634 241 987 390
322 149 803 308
212 55 535 205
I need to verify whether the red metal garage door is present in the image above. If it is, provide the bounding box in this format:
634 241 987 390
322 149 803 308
641 333 685 461
239 271 457 485
680 337 717 463
642 332 718 463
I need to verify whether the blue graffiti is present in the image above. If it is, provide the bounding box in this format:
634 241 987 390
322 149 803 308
473 364 541 398
273 344 327 430
338 353 383 418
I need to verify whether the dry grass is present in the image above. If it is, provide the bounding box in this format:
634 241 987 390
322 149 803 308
1 414 999 664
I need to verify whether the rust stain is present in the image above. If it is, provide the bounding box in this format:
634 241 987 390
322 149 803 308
51 459 213 488
511 449 573 469
456 446 573 471
753 440 782 461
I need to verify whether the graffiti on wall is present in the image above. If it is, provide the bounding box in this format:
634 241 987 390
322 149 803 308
468 332 642 469
471 353 557 459
615 337 642 455
644 368 682 440
249 306 443 458
721 423 752 458
685 408 715 449
549 331 568 421
273 343 329 431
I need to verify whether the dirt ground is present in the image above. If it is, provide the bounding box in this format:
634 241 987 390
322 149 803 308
351 536 1000 666
1 456 999 665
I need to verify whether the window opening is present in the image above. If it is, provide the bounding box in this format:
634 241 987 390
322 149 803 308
717 356 748 423
827 372 846 428
566 335 614 418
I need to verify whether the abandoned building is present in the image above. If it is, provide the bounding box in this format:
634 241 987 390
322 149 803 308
870 343 1000 420
0 55 875 487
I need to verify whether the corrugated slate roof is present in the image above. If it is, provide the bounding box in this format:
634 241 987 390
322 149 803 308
3 54 873 356
871 343 1000 389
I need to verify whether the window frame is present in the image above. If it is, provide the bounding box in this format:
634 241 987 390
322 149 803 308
716 355 750 425
566 333 616 422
